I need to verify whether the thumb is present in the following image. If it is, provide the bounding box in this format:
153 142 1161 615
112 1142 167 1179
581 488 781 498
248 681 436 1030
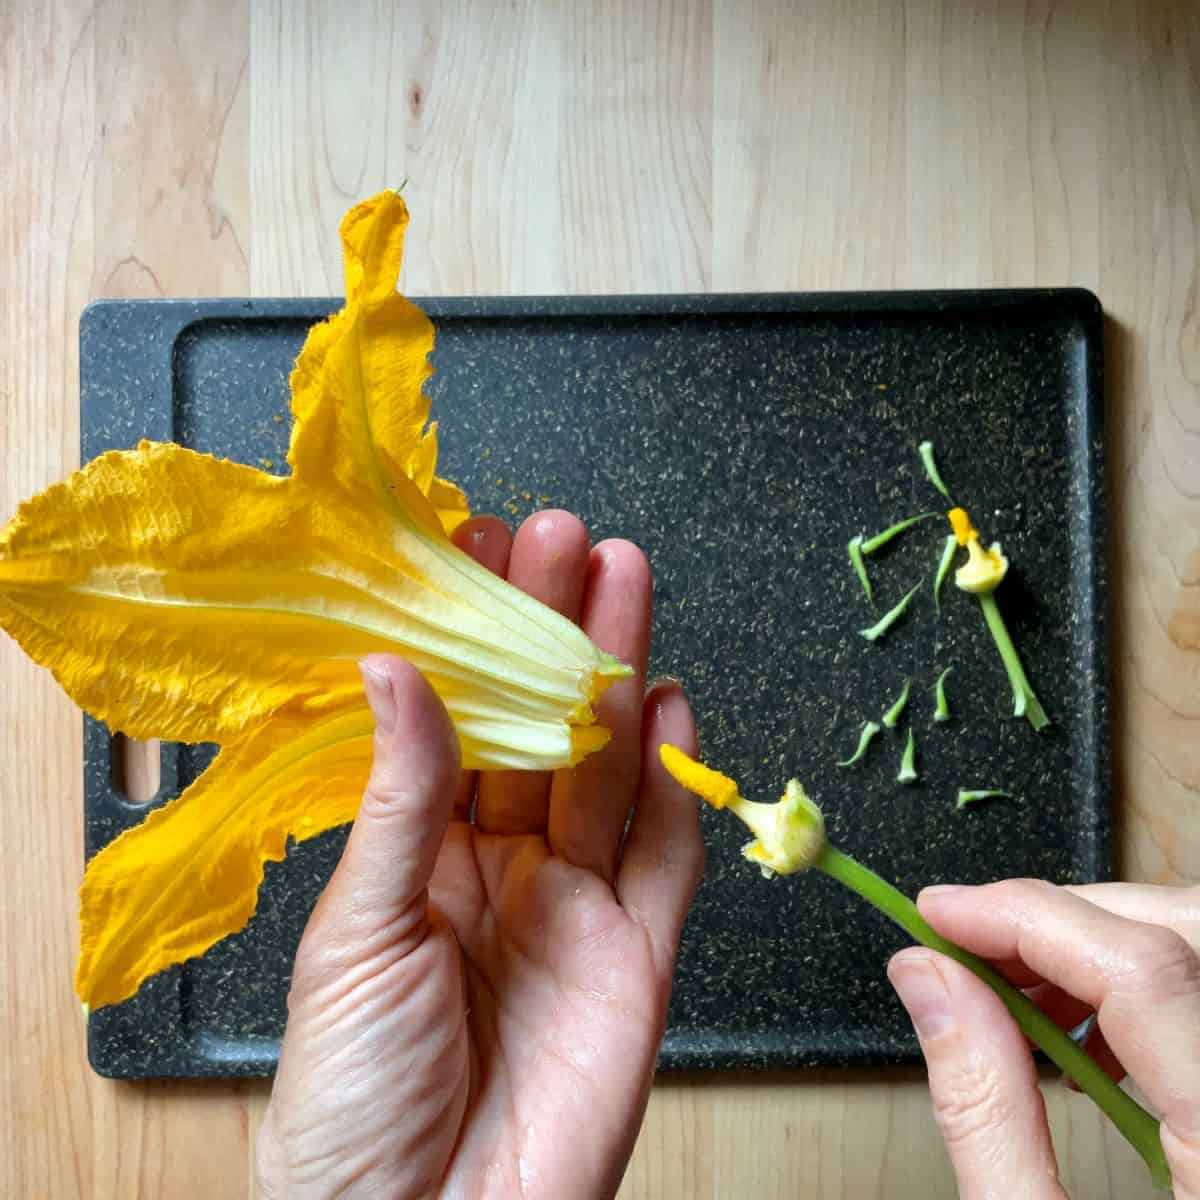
888 948 1067 1200
316 655 461 940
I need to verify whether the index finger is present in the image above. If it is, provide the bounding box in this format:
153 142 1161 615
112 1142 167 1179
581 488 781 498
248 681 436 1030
918 880 1200 1154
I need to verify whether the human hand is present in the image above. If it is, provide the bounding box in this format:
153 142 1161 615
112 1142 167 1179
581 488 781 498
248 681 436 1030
255 511 704 1200
888 879 1200 1198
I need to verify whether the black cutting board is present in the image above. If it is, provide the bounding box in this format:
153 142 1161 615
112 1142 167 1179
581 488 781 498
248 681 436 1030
79 291 1108 1078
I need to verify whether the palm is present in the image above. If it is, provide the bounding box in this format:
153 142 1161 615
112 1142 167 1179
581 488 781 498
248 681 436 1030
430 825 667 1196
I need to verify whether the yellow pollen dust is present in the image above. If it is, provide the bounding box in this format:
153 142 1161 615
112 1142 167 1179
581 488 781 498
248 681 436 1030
659 744 740 810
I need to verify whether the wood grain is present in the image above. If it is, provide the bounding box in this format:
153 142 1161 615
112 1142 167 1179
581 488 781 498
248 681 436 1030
2 1 1197 1196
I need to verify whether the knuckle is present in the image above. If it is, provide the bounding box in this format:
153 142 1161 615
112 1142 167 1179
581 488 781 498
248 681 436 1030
975 877 1060 939
931 1054 1016 1149
360 777 404 818
984 877 1056 917
1113 925 1200 998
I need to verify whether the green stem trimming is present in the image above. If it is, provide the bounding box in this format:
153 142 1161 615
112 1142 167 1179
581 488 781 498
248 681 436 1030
861 513 937 554
977 593 1049 731
934 667 953 722
882 680 910 728
848 535 873 606
860 580 923 642
957 789 1011 808
933 535 957 613
836 720 882 768
814 844 1171 1191
897 727 918 783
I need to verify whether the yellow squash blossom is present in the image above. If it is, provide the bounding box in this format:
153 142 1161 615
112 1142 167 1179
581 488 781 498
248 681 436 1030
659 745 825 876
946 506 1047 730
947 506 1009 593
0 191 629 1009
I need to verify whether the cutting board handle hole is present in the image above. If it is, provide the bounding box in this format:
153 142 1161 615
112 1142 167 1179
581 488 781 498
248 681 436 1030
111 735 162 806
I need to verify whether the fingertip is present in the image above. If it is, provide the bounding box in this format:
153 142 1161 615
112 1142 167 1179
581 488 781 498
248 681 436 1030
887 949 956 1043
506 509 592 620
579 539 653 676
887 945 939 977
519 508 590 556
590 538 652 594
452 514 513 576
643 679 697 755
915 882 970 918
359 654 460 777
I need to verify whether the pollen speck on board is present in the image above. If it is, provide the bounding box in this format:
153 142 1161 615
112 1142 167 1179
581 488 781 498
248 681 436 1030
260 458 274 469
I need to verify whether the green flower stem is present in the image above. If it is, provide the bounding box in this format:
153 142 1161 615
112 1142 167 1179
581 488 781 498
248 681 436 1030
814 844 1171 1192
862 513 936 554
977 593 1049 731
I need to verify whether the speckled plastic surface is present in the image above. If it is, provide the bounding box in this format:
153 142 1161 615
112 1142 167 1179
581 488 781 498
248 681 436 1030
80 291 1108 1078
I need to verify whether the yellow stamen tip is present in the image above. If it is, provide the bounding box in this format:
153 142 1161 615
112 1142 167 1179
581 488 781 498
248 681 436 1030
948 507 977 546
659 744 740 810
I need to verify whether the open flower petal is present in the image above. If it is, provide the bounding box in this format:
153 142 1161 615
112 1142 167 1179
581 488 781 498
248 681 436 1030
287 190 469 534
77 694 374 1009
0 445 319 742
0 440 625 759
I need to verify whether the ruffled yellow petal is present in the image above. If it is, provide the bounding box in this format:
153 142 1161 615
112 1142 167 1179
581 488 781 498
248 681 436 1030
0 439 626 760
0 445 317 742
76 695 374 1009
402 420 470 534
287 190 469 535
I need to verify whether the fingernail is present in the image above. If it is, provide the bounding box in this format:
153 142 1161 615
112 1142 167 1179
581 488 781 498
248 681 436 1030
920 884 967 903
648 675 683 691
888 954 955 1042
359 658 398 734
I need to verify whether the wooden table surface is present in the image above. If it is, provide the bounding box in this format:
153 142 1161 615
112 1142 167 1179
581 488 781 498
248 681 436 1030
3 2 1198 1196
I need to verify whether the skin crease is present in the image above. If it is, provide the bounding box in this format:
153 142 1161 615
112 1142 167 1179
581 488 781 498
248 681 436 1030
257 510 1200 1200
